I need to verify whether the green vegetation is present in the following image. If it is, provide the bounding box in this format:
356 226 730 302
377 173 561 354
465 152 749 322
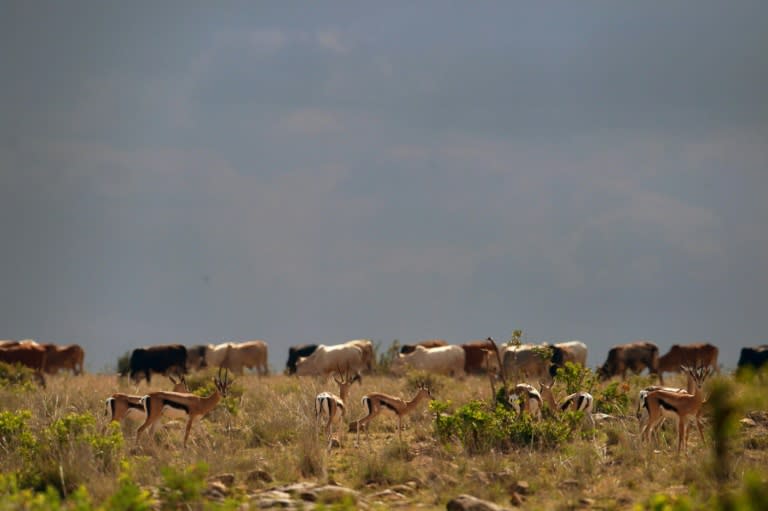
0 348 766 510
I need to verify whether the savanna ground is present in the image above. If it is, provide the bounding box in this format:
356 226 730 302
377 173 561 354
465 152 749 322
1 345 767 510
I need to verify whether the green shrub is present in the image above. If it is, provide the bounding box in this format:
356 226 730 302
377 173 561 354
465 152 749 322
594 381 630 415
158 462 208 510
432 399 573 454
106 461 155 511
0 409 38 456
0 362 38 391
552 362 597 394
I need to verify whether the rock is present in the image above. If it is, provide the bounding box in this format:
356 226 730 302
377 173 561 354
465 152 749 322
209 473 236 487
741 418 758 428
560 479 580 489
579 497 595 507
446 494 512 511
247 469 274 484
314 485 360 504
513 480 530 495
370 489 407 501
205 481 228 498
509 492 524 507
390 484 416 495
254 498 296 509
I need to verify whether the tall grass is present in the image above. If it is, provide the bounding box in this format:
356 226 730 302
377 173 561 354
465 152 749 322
0 362 766 509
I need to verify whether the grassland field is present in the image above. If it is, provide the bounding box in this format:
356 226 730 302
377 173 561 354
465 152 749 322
1 359 767 510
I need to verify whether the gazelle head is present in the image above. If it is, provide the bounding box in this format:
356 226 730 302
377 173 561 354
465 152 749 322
168 374 189 392
416 384 433 400
214 367 232 397
333 365 362 387
680 364 712 391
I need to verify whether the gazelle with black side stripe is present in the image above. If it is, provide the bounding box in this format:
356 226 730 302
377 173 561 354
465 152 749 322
641 365 711 454
136 367 231 447
354 385 432 445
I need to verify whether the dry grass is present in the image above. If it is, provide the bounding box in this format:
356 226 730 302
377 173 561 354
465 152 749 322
1 367 767 509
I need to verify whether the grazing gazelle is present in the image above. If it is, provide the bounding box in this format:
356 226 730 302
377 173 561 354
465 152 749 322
506 383 543 420
315 367 361 449
642 365 711 454
354 385 433 445
105 374 189 429
636 371 701 445
539 380 594 428
137 367 231 447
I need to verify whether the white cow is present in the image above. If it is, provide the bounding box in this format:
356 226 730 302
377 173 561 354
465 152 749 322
390 345 466 377
205 342 232 368
295 343 366 377
345 339 374 372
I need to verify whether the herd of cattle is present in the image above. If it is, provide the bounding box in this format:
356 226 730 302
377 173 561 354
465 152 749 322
2 337 768 386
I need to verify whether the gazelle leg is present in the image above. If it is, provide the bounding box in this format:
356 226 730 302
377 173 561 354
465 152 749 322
183 419 193 447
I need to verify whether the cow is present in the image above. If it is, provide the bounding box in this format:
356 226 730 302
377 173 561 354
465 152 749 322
598 341 659 381
658 343 719 384
737 345 768 375
549 341 588 377
222 340 269 375
502 344 553 384
185 345 208 372
399 339 448 355
128 344 187 384
286 344 319 375
390 345 466 377
204 342 232 369
345 339 374 372
461 339 499 374
0 343 47 386
295 343 366 377
43 343 85 375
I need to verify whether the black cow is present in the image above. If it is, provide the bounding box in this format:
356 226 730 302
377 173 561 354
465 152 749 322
598 341 659 381
285 344 318 375
129 344 187 384
737 345 768 374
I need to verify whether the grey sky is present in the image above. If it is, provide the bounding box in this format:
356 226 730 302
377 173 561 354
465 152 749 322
1 2 766 371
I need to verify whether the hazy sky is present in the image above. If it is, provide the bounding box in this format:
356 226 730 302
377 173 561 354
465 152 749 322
1 2 766 371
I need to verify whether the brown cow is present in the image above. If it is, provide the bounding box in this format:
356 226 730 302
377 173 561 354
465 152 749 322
0 344 47 386
461 339 498 374
598 341 659 381
43 344 85 375
658 343 718 384
399 339 448 355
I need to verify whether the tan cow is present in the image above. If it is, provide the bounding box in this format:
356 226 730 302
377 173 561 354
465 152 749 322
224 340 269 376
43 343 85 375
658 343 718 384
502 344 553 383
0 343 47 386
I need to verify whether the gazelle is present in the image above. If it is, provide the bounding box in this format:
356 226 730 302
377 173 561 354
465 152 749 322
506 383 543 420
637 372 697 436
136 367 232 447
354 385 433 445
539 380 594 428
315 367 361 449
105 374 188 431
642 365 711 454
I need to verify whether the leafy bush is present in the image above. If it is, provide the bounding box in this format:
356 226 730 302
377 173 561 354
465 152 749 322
0 409 37 456
552 362 597 394
432 399 573 454
594 381 630 415
158 462 208 510
0 361 38 390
